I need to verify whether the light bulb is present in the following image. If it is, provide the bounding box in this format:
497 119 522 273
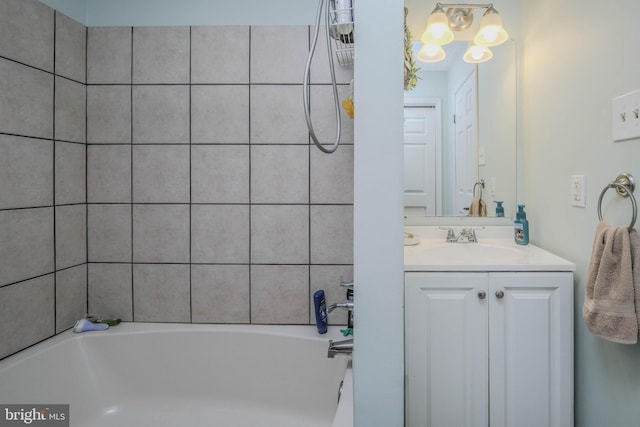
429 23 449 40
423 7 454 45
470 46 484 60
417 43 446 63
463 42 492 64
474 7 508 47
481 27 498 43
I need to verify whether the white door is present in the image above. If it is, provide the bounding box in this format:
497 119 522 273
488 272 574 427
405 272 489 427
453 70 478 215
403 105 438 216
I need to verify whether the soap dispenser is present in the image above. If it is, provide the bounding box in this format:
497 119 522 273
494 200 504 217
514 204 529 245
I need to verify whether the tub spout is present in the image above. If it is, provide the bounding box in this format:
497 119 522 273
327 301 354 313
328 338 353 358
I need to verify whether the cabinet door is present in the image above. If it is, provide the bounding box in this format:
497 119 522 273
405 272 489 427
488 272 573 427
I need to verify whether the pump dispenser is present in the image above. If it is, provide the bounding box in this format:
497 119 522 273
494 200 504 217
514 204 529 245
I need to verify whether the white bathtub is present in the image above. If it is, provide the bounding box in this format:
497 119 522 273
0 323 353 427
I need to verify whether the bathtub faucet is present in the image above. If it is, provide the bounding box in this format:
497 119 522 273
327 338 353 358
327 279 354 329
327 301 354 313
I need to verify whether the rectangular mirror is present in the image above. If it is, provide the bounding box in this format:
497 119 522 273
403 39 517 219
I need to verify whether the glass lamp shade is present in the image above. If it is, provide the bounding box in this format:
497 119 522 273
463 42 493 63
474 8 508 47
417 42 446 63
422 9 454 45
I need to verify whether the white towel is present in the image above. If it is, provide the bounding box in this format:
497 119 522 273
583 221 638 344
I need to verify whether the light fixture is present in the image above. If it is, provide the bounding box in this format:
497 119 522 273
462 42 493 63
422 5 455 45
474 6 509 46
417 42 447 62
417 3 508 64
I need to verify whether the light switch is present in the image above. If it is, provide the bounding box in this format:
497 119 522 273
613 90 640 142
571 175 586 207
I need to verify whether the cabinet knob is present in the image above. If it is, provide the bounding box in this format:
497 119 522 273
478 291 487 299
495 290 504 299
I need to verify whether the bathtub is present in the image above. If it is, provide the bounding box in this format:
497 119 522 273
0 323 353 427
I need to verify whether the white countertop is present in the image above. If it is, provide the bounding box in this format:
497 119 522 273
404 226 576 272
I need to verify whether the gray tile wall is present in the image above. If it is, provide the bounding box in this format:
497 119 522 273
86 24 355 326
0 0 354 360
0 0 87 359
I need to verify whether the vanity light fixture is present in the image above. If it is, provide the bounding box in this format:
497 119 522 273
420 3 508 64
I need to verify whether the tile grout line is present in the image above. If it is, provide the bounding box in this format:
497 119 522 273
130 26 135 322
248 25 252 325
189 26 193 324
52 11 58 335
85 24 90 318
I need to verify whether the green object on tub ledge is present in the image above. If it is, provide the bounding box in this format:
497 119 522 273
340 328 353 337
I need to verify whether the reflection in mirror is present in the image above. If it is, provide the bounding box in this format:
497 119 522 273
403 40 517 219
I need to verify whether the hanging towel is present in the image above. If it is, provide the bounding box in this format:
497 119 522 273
630 228 640 337
468 198 487 217
583 221 638 344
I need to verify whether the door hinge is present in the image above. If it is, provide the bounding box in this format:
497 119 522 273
453 114 456 124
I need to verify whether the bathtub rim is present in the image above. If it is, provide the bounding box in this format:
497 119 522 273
0 322 351 372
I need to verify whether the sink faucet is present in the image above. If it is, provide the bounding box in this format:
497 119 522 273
446 227 478 243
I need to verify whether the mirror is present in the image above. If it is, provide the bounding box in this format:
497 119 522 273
403 39 517 219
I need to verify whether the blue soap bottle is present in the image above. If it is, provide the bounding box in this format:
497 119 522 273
514 204 529 245
494 200 504 217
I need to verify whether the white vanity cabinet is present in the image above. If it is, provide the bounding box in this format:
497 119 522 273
405 271 574 427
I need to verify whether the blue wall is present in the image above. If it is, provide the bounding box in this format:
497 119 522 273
38 0 86 23
40 0 318 26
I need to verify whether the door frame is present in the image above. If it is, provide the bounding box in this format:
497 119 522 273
452 69 478 216
403 97 442 216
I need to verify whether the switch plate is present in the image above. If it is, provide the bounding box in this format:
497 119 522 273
478 145 486 165
571 175 586 207
613 90 640 142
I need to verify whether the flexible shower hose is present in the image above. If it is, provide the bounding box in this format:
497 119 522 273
303 0 342 154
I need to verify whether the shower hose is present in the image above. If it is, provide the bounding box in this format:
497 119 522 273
303 0 343 154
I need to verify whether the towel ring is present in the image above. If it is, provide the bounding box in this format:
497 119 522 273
473 179 485 199
597 173 637 230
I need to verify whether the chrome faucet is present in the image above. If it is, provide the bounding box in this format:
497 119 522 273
327 279 354 358
327 301 354 313
446 227 478 243
328 338 353 358
327 279 354 326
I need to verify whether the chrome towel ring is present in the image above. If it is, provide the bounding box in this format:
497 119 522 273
597 172 637 230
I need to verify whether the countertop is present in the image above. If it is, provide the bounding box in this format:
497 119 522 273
404 226 576 272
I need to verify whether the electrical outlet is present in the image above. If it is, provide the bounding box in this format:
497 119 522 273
571 175 586 207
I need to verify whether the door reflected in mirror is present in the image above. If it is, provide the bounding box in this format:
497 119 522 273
403 40 517 219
